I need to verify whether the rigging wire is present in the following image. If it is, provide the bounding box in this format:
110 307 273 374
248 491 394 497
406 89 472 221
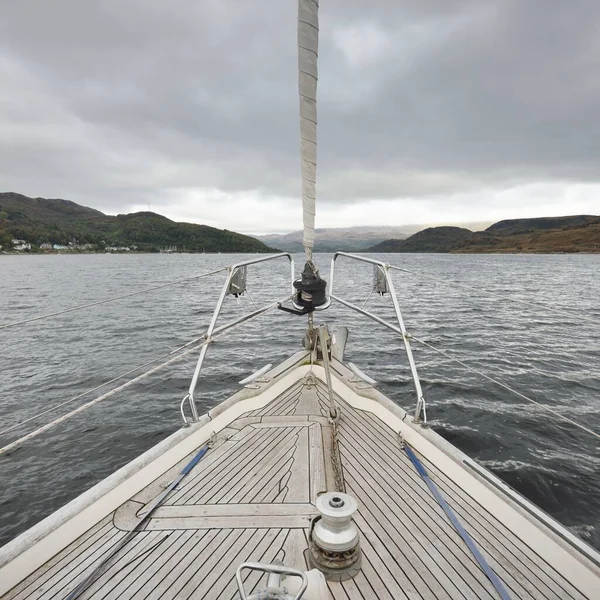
387 264 600 327
0 342 204 456
408 333 600 442
0 266 228 331
0 336 205 438
0 297 288 455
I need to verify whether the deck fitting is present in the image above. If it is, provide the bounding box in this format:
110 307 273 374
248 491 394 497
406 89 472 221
308 492 362 581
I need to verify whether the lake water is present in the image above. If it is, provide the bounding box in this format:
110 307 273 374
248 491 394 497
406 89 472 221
0 252 599 551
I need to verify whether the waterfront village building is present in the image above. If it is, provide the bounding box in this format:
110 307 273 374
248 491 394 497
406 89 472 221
11 239 31 251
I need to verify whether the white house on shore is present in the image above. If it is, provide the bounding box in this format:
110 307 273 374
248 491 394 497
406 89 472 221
11 239 31 251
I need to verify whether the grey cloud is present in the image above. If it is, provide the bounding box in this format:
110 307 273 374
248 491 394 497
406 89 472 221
0 0 599 216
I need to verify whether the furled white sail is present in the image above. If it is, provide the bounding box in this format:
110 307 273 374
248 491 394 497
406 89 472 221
298 0 319 260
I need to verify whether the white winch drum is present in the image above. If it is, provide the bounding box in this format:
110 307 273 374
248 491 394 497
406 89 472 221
308 492 362 581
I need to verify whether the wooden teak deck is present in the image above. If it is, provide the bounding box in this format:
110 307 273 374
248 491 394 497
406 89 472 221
1 353 599 599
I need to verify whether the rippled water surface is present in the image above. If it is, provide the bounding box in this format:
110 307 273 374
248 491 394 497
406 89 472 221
1 253 599 550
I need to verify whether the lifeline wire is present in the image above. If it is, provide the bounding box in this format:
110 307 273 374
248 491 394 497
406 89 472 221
0 296 290 454
0 266 228 331
408 333 600 442
0 337 206 438
387 264 600 327
0 342 204 456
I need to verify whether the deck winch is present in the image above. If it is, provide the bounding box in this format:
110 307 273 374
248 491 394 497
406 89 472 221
308 492 362 581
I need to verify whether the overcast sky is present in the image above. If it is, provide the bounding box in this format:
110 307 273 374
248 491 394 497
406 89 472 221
1 0 599 234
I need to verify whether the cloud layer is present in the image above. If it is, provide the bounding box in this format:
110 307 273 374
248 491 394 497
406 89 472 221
1 1 599 232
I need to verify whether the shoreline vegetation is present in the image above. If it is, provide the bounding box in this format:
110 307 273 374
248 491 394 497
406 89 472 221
2 192 599 255
0 249 246 255
0 192 277 255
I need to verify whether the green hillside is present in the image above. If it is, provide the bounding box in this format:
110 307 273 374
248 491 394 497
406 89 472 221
0 193 277 253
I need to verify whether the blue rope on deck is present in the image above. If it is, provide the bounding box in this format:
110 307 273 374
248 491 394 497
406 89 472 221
65 443 211 600
403 444 513 600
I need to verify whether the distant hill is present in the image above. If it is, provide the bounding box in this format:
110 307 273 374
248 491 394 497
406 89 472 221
369 227 473 253
0 192 277 253
366 215 600 253
257 221 493 253
256 226 411 253
486 215 599 235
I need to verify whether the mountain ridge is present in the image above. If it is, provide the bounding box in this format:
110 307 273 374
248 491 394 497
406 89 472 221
3 192 598 254
256 227 409 253
255 221 493 253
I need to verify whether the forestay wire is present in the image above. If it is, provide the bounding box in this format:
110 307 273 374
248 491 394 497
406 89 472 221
0 266 227 331
298 0 319 262
408 333 600 442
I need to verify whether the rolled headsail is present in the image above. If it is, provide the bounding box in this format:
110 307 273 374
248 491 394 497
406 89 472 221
298 0 318 262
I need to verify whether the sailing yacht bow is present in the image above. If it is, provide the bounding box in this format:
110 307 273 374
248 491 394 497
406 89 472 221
1 1 600 599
